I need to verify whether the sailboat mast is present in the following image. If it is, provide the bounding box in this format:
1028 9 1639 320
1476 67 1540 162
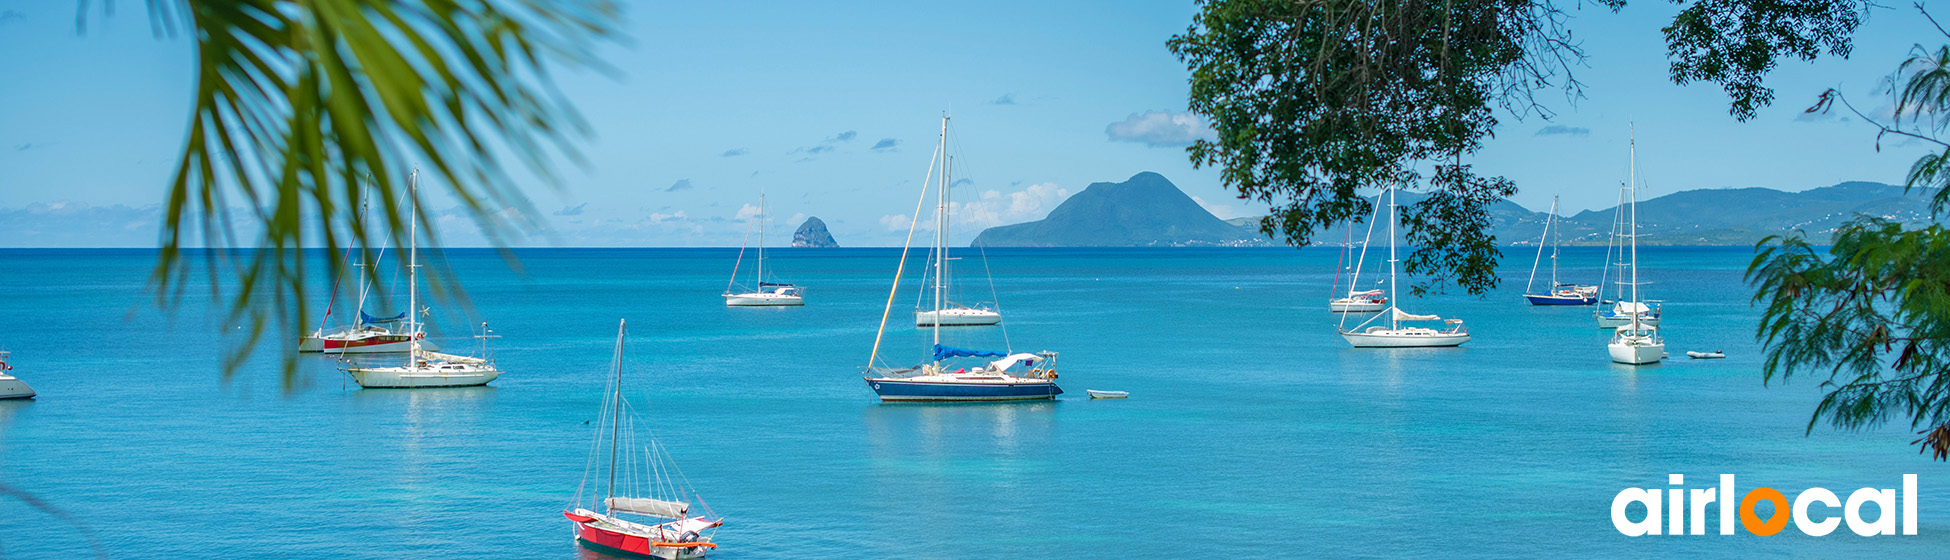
1388 182 1398 331
1527 196 1550 294
405 169 419 366
1628 126 1641 330
757 192 764 288
933 120 949 349
1548 195 1560 287
606 319 625 504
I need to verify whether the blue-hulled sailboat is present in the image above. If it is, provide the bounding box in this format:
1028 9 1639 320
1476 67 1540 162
1522 195 1598 306
861 116 1062 402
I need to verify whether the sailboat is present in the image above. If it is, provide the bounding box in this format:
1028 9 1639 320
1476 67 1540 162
300 178 441 354
340 171 504 388
1329 208 1387 313
722 193 804 307
864 116 1061 401
1606 127 1666 365
1338 182 1471 348
564 319 722 559
1595 132 1662 329
0 352 35 399
1522 195 1599 305
914 156 1002 327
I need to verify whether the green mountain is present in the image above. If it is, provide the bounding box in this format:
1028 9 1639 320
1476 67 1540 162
973 175 1939 248
970 172 1266 247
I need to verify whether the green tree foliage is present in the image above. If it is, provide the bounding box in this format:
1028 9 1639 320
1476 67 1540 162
125 1 619 375
1170 0 1581 294
1170 0 1871 294
1665 0 1864 121
1751 5 1950 459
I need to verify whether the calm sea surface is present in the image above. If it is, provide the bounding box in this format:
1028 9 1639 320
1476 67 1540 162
0 247 1943 558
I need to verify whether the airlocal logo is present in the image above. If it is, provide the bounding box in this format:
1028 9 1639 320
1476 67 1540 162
1612 474 1918 536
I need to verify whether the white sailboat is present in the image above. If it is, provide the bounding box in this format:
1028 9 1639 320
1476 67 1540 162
723 193 804 307
1595 139 1662 328
1521 195 1599 306
564 319 722 559
1329 201 1387 313
341 171 504 388
0 352 35 399
1338 182 1470 348
1607 127 1666 365
914 155 1001 327
300 177 440 354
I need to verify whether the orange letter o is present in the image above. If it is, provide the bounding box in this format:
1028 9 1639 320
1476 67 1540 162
1740 488 1791 536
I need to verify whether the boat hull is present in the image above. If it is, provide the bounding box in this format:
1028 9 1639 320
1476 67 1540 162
915 308 1001 326
1595 313 1661 329
574 523 708 560
1610 342 1666 365
298 335 325 352
723 293 803 306
344 367 500 388
321 334 439 354
1340 330 1471 348
866 378 1062 401
0 376 35 399
1329 300 1386 313
1524 293 1597 306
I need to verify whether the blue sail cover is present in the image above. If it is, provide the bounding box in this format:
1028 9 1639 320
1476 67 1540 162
759 282 795 287
932 344 1007 362
360 311 407 324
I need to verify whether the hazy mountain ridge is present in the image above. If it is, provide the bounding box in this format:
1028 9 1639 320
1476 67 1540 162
1241 181 1940 247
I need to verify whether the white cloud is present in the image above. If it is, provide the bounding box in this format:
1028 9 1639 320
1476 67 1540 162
950 182 1070 229
648 210 688 223
787 212 807 225
1105 111 1216 147
880 214 914 231
734 204 761 220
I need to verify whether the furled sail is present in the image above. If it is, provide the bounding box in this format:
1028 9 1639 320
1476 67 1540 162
933 344 1008 362
1392 308 1440 322
606 497 690 519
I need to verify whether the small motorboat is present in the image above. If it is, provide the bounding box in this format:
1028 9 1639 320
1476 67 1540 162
1686 350 1725 359
1086 390 1128 399
0 352 35 399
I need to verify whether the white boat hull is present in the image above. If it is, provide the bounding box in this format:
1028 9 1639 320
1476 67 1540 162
1596 314 1660 329
1610 342 1666 365
1340 328 1470 348
916 308 1001 326
344 366 501 388
724 293 803 306
1329 300 1386 313
0 375 35 399
298 335 324 352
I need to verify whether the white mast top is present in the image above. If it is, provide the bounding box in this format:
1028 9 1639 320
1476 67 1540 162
757 192 764 288
1388 181 1399 330
405 168 420 365
1628 125 1642 331
932 117 949 350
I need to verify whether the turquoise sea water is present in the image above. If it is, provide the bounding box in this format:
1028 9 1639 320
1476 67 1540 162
0 247 1943 558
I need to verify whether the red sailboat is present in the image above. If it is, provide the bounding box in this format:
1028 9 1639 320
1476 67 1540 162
565 319 722 559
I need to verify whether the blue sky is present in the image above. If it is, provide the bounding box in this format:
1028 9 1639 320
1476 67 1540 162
0 1 1941 247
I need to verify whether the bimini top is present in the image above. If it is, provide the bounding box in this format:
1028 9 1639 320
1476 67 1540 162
360 311 407 324
933 344 1007 362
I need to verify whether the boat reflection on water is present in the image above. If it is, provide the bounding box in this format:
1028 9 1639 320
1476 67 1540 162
864 401 1057 457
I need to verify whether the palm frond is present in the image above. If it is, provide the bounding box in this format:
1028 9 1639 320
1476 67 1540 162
143 0 619 382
